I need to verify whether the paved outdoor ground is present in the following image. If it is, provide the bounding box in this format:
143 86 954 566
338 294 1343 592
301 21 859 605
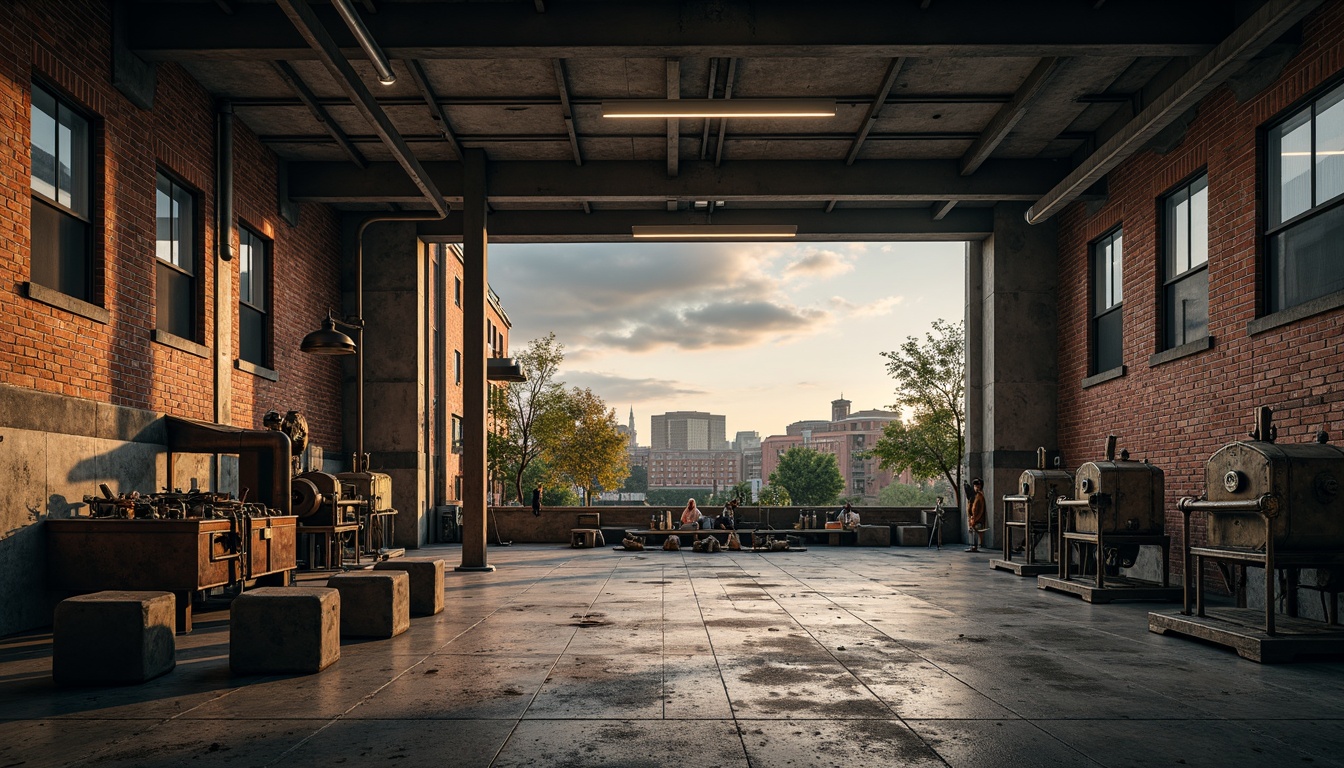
4 544 1344 767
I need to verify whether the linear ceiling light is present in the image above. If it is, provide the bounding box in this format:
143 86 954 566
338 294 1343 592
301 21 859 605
632 225 798 239
603 99 836 119
330 0 397 85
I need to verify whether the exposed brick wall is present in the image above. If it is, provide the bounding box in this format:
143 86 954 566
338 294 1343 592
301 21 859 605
0 0 343 449
1055 3 1344 564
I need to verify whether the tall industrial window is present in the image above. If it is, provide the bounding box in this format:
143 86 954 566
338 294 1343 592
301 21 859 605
1162 174 1209 349
451 415 463 454
454 350 462 385
1092 228 1123 374
238 227 270 366
454 276 461 306
155 172 198 340
30 83 92 302
1266 80 1344 313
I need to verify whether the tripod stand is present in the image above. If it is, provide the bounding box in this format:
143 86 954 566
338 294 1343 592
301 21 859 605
927 499 946 549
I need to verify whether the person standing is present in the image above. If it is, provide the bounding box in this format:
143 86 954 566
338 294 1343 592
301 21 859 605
531 484 543 516
966 478 985 552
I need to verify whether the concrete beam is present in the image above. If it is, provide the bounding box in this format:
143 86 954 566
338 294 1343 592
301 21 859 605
416 207 994 243
285 159 1070 204
1027 0 1326 224
129 1 1233 61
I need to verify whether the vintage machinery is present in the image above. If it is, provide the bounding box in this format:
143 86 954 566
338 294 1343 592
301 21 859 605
991 447 1071 577
47 416 298 633
1038 435 1181 603
1149 407 1344 662
271 410 399 568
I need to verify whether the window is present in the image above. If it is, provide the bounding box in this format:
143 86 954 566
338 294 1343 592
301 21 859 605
239 227 270 366
1092 228 1124 374
1266 80 1344 313
451 415 463 453
454 276 461 306
155 172 198 340
454 350 462 385
1162 174 1209 348
30 83 92 301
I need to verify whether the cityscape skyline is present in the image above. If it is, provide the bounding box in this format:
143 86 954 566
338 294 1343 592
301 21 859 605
490 240 967 440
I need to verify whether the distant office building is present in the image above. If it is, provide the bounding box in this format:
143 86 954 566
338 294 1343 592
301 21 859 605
761 398 904 503
627 446 650 471
733 430 763 483
650 411 728 451
648 450 740 492
732 431 761 451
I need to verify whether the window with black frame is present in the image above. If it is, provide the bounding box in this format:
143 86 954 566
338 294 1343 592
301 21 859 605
1092 228 1124 374
30 83 92 302
155 172 198 341
1265 80 1344 314
1163 174 1209 349
238 227 270 367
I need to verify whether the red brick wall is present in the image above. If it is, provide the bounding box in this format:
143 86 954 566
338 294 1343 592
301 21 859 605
1055 3 1344 560
0 0 343 449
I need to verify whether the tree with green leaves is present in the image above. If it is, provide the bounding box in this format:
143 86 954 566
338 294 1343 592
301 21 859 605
488 333 568 503
545 387 629 506
756 484 792 506
878 479 948 507
622 465 648 494
767 446 844 505
871 319 967 509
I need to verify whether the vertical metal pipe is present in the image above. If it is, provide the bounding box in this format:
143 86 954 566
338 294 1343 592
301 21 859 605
214 101 235 486
457 148 493 572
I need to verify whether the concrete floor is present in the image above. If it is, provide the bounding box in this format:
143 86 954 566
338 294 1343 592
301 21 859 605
4 545 1344 767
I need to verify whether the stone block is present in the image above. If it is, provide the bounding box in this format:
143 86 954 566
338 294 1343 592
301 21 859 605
326 571 410 638
373 559 444 616
896 525 931 546
230 587 340 674
856 525 891 547
570 529 598 548
53 591 175 685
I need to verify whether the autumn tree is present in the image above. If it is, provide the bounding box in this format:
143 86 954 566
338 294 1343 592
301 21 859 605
871 319 967 509
489 333 568 503
545 387 629 506
768 447 844 506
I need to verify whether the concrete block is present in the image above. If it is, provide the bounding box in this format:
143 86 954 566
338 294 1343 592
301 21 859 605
230 587 340 674
326 571 410 638
896 525 931 546
856 525 891 547
53 591 175 685
373 559 444 616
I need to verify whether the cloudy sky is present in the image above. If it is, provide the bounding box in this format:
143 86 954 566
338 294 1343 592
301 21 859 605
488 240 967 441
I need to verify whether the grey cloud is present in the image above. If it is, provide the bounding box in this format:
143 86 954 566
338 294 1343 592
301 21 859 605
784 249 852 278
591 300 827 352
561 370 706 402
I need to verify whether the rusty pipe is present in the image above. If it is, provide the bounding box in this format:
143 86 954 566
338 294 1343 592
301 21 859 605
165 417 292 515
1001 494 1031 504
1176 494 1278 516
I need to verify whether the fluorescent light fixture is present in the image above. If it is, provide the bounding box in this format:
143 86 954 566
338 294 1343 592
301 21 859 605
632 225 798 239
603 99 836 119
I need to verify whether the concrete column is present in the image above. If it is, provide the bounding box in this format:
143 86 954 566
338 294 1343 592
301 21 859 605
351 220 428 548
968 203 1059 549
458 149 493 572
963 238 985 545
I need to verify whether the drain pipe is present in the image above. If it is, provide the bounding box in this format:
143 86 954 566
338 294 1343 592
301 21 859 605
214 100 235 488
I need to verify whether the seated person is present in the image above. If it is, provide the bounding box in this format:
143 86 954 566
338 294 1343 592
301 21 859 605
837 502 861 531
716 499 739 530
679 499 702 529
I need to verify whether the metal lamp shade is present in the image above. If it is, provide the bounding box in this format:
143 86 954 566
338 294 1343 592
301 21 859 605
300 317 356 355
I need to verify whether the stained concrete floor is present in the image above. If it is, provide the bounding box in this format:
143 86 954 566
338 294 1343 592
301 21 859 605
4 545 1344 767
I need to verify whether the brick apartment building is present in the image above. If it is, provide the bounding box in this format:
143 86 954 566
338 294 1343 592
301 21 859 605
760 398 906 503
0 1 508 635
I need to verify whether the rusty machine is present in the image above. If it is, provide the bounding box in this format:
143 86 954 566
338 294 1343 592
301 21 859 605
1149 407 1344 662
1038 435 1182 603
46 416 298 633
991 447 1072 577
270 410 398 568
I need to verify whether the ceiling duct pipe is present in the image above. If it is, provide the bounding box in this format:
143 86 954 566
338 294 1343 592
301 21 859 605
329 0 397 86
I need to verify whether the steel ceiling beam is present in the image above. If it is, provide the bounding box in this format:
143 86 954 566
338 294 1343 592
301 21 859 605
715 58 737 167
405 59 462 160
284 158 1069 204
552 59 583 166
960 57 1060 176
227 93 1019 109
128 1 1234 61
415 207 994 243
277 0 448 216
1027 0 1325 224
846 58 906 166
271 60 368 168
666 59 680 177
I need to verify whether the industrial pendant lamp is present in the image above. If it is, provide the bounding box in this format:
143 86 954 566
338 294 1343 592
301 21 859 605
300 313 357 355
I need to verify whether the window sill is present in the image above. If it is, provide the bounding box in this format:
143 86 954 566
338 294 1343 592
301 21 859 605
22 282 109 324
152 329 210 359
234 358 279 382
1081 365 1126 389
1248 289 1344 335
1148 335 1213 367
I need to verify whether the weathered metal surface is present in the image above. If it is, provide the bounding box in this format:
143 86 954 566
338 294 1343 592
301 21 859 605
1072 459 1165 535
1203 439 1344 551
